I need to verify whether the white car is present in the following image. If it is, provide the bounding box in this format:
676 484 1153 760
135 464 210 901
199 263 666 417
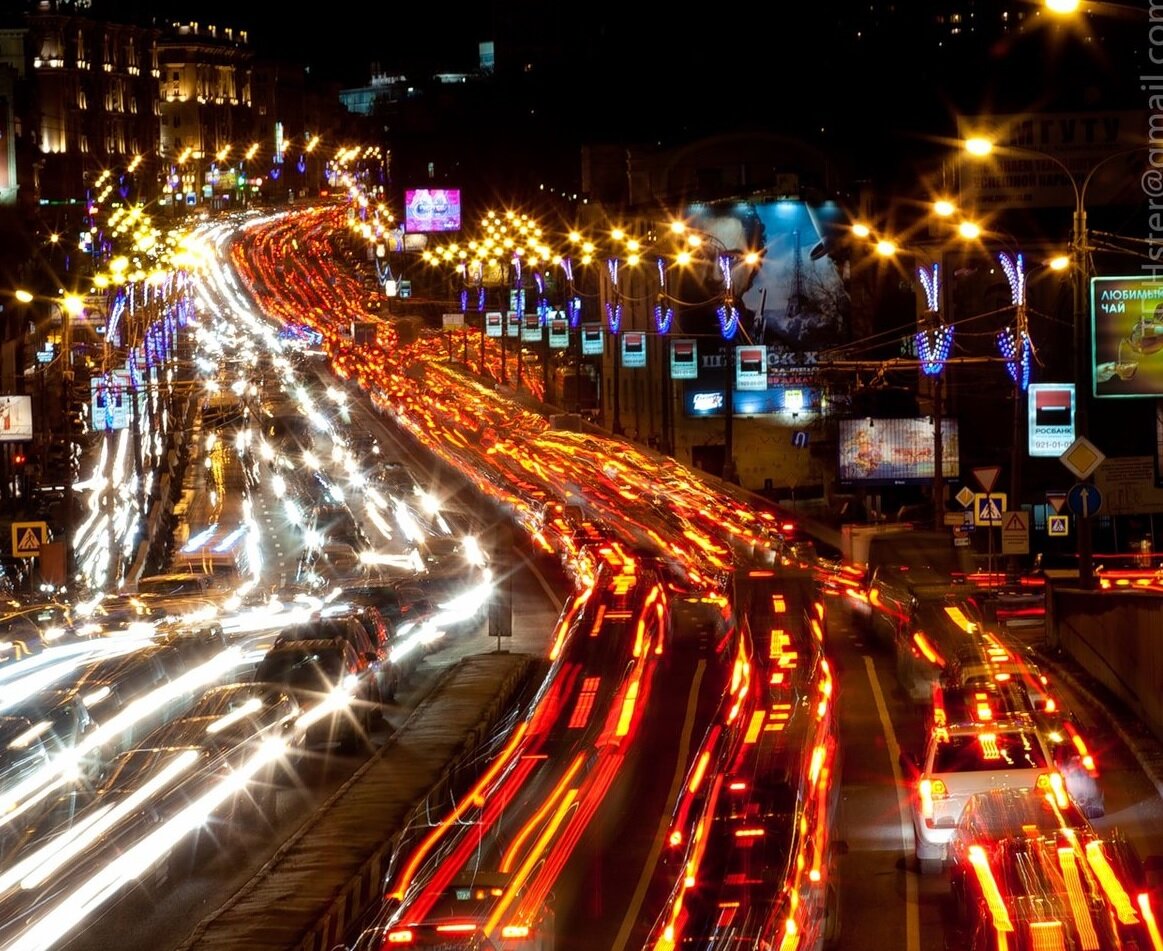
905 687 1064 874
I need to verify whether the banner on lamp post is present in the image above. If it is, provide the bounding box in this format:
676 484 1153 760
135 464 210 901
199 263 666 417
622 332 646 368
736 345 768 391
581 323 604 356
1027 383 1075 457
485 311 503 338
548 313 569 348
671 339 698 380
521 313 542 343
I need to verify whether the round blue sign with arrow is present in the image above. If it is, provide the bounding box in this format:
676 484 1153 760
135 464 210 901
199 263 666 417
1066 482 1102 518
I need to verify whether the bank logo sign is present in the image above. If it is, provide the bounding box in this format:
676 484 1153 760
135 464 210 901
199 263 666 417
1027 383 1075 457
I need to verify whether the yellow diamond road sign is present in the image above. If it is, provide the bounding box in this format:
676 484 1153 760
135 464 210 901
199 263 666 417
11 521 47 558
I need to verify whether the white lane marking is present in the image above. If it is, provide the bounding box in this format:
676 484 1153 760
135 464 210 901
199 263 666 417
863 654 919 951
612 659 707 951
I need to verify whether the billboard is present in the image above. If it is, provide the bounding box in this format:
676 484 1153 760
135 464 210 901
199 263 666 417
957 111 1144 211
485 312 503 338
404 188 461 233
685 200 848 351
522 313 542 343
0 395 32 440
1027 383 1075 457
683 386 820 418
89 373 132 432
1092 276 1163 398
671 339 698 380
838 418 959 484
736 346 767 391
622 332 646 368
581 324 604 356
506 312 521 338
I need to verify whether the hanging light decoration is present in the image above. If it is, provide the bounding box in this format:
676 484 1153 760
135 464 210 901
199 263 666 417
997 252 1033 391
914 263 953 376
562 257 582 328
605 257 623 334
715 254 739 340
654 257 674 334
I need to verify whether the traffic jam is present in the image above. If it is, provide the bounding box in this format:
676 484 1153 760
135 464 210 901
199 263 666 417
0 184 1158 951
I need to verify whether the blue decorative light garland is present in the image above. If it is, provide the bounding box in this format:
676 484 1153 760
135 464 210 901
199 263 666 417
654 258 674 333
605 258 623 333
716 255 739 340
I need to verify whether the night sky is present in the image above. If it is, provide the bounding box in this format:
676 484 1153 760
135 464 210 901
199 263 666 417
84 0 1144 193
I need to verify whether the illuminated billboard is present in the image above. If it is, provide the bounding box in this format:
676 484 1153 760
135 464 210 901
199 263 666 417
404 188 462 233
736 346 767 391
0 395 32 440
622 332 646 367
671 339 697 380
838 418 959 484
1027 383 1075 457
1092 276 1163 398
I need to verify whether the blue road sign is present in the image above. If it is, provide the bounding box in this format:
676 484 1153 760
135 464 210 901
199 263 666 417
1066 482 1102 519
791 431 809 449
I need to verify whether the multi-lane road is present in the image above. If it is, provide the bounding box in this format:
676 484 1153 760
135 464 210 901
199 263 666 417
0 200 1157 951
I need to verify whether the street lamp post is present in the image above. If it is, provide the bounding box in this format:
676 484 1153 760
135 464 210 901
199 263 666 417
964 137 1147 587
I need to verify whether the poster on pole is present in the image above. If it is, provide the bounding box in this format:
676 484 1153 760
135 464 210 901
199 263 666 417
671 339 698 380
581 323 604 356
506 312 521 338
521 313 543 343
485 311 503 338
1027 383 1075 457
622 332 646 368
0 395 33 441
736 346 768 391
548 313 569 349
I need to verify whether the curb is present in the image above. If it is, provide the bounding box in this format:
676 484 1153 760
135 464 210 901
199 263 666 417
1033 645 1163 806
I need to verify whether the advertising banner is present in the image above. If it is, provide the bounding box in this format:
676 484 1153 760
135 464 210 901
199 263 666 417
89 373 131 432
622 332 646 368
838 417 960 483
1027 383 1075 457
1092 276 1163 398
522 313 543 343
581 324 604 356
671 339 698 380
506 312 521 338
548 313 569 349
404 187 461 233
441 312 465 330
485 312 503 338
956 111 1143 210
0 395 33 440
736 346 768 391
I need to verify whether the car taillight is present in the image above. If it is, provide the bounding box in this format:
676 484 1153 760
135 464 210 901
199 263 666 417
386 929 413 944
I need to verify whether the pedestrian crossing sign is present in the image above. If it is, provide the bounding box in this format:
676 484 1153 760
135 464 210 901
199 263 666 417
973 493 1007 526
1048 515 1069 537
11 521 47 558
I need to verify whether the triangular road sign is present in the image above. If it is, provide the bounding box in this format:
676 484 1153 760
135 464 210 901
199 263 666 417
1046 491 1067 515
16 528 40 555
972 466 1002 494
1003 512 1026 532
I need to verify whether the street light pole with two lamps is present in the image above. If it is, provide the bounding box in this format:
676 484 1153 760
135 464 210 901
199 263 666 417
964 135 1148 587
